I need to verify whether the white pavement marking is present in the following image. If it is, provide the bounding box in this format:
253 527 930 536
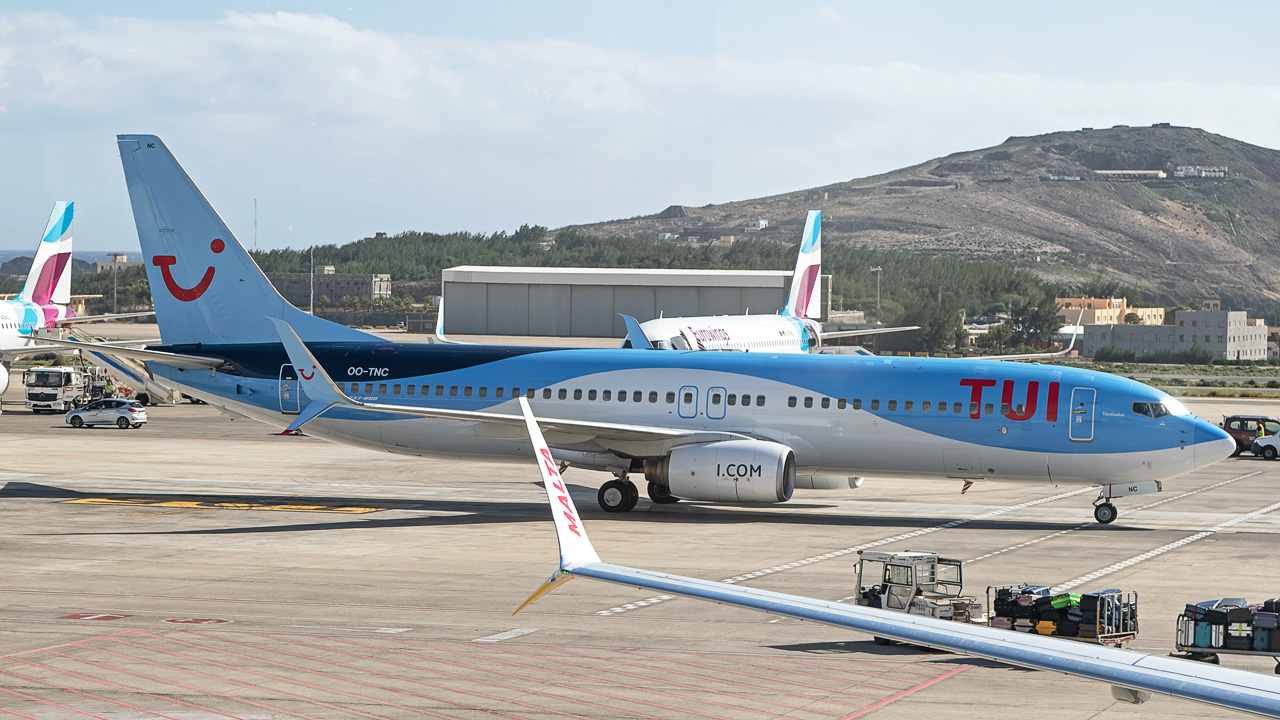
284 625 413 634
473 627 540 643
966 471 1263 565
1051 497 1280 593
595 486 1094 616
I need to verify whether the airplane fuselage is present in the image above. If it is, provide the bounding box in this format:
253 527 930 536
639 314 820 353
150 341 1231 489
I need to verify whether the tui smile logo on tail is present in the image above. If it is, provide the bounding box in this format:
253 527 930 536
153 238 224 302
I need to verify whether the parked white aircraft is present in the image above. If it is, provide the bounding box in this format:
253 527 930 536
511 396 1280 717
51 135 1234 525
625 210 916 352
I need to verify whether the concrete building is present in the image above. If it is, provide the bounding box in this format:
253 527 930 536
1057 297 1164 325
267 266 391 308
441 266 830 337
95 253 144 273
1082 310 1268 360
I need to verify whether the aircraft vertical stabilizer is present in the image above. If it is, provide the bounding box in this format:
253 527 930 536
19 202 74 306
116 135 374 346
782 210 821 319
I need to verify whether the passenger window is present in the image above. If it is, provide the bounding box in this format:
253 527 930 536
464 386 473 397
803 397 813 409
407 385 416 396
1000 403 1010 415
633 391 642 402
683 392 693 404
365 383 374 394
588 389 597 401
984 403 993 415
921 400 930 412
450 386 459 397
558 389 567 400
756 395 765 407
650 391 659 403
740 394 751 406
494 387 504 398
573 389 582 400
837 398 846 409
968 402 978 415
887 400 897 411
378 383 388 394
728 394 737 406
852 398 861 409
1015 404 1024 415
478 387 487 398
789 396 798 408
603 390 613 401
666 391 675 404
821 397 830 409
350 383 359 393
870 399 880 410
619 390 627 402
903 400 912 412
526 388 535 398
392 384 401 395
543 388 552 399
953 401 963 414
435 385 444 396
938 400 946 413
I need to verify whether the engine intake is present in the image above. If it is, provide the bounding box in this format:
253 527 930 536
645 440 796 503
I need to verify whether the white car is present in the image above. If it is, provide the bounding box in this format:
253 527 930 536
65 399 148 429
1251 434 1280 459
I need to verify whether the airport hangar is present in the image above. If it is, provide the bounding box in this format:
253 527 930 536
440 265 831 338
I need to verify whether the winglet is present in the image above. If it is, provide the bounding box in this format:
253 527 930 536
512 396 601 614
268 317 353 431
619 313 651 349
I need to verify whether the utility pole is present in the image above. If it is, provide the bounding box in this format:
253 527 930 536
254 199 258 250
309 246 314 314
870 266 883 318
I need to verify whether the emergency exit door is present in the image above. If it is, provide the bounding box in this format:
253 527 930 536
279 364 300 415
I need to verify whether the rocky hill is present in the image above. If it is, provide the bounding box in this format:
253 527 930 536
568 125 1280 314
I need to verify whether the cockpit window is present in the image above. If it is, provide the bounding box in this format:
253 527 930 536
1161 397 1191 416
1133 401 1175 419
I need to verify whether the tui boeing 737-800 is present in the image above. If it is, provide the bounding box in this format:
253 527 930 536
47 135 1236 522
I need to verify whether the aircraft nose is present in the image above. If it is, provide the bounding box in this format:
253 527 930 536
1194 418 1235 469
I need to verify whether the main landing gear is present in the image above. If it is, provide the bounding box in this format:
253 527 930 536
598 475 639 513
1091 480 1163 524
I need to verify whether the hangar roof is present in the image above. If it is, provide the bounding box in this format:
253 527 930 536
442 265 792 288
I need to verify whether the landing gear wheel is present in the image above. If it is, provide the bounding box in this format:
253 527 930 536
647 481 681 504
598 479 639 513
70 416 84 428
1094 502 1118 525
1230 444 1242 457
1264 446 1277 460
116 416 130 429
873 636 894 646
136 393 151 406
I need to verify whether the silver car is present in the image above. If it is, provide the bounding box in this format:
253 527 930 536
65 399 148 429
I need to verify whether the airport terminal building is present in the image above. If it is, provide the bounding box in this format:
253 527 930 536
441 265 830 337
1082 310 1268 360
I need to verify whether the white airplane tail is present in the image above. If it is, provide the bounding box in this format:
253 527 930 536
782 210 821 319
18 202 74 306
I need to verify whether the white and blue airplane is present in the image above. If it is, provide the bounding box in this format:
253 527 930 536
52 135 1235 523
625 210 916 353
261 337 1280 716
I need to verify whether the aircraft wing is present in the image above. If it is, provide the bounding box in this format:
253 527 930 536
31 336 225 371
512 400 1280 717
0 343 65 356
268 318 745 450
54 310 155 325
819 324 919 339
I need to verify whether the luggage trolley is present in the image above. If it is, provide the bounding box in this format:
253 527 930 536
987 585 1138 648
1175 599 1280 673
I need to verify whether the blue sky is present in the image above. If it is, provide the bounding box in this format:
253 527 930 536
3 2 1279 251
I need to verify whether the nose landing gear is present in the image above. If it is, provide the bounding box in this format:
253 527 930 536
1091 480 1163 525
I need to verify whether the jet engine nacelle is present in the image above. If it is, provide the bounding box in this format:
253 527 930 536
0 364 9 396
645 440 796 503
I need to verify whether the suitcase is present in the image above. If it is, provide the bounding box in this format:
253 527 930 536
1263 598 1280 613
1228 607 1254 624
1194 621 1213 648
1057 620 1079 637
1078 625 1099 639
1254 628 1271 652
1050 593 1081 610
1272 628 1280 652
1225 635 1252 651
1205 608 1229 625
1035 620 1057 635
1254 611 1279 630
1176 618 1194 647
1227 622 1253 638
990 616 1013 630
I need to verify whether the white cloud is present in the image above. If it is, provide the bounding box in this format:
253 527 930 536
1 10 1279 250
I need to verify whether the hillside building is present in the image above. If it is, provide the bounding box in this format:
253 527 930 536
1082 310 1267 360
1056 297 1164 325
95 253 144 273
267 266 391 307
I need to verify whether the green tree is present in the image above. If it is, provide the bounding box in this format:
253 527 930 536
1124 312 1142 324
1008 296 1060 347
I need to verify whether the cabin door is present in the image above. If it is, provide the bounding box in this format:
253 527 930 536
279 364 301 415
1069 387 1096 442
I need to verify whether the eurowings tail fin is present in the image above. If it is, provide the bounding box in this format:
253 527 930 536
18 202 74 306
116 135 375 346
781 210 821 319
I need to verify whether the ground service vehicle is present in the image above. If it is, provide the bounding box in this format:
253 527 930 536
23 366 86 413
65 399 147 429
1222 415 1280 456
853 550 984 644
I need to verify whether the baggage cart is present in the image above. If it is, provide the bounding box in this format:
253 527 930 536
1175 607 1280 673
987 584 1138 648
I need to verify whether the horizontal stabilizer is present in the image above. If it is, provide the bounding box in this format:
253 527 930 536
32 336 224 371
820 325 920 340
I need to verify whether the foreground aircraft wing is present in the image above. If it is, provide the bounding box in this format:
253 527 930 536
31 336 225 371
820 325 919 340
268 318 743 447
54 310 156 325
512 399 1280 717
0 343 65 356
